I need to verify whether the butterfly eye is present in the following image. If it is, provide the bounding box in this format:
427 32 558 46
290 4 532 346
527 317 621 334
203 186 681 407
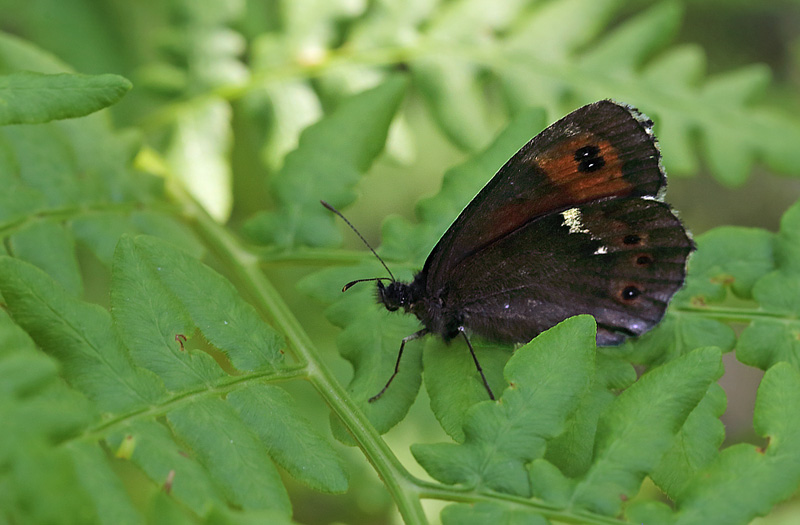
621 285 642 301
635 254 653 266
574 145 606 172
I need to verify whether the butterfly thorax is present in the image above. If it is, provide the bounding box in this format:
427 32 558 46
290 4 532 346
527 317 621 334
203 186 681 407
377 275 462 341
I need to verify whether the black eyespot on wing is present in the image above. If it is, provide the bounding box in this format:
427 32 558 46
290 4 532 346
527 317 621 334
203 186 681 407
623 234 642 245
574 145 606 173
574 145 599 160
635 254 653 266
621 285 642 300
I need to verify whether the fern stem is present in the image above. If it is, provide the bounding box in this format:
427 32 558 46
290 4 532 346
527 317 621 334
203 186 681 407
79 366 309 440
181 194 429 524
676 304 798 323
414 482 626 525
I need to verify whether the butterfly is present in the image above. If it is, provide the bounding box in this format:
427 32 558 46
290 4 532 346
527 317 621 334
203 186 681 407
324 100 694 402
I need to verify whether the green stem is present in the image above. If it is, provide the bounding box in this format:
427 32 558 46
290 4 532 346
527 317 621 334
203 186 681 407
675 304 797 322
415 480 625 525
180 196 428 524
80 366 309 442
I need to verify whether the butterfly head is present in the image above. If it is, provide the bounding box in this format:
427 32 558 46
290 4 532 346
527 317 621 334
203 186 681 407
377 280 412 312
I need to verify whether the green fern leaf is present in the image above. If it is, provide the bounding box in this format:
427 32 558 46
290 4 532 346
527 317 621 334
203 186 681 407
737 200 800 369
569 346 722 516
0 256 167 413
412 316 596 496
673 363 800 524
244 76 408 247
0 72 131 125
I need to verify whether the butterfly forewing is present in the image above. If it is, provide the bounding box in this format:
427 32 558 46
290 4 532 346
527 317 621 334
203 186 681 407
423 100 666 294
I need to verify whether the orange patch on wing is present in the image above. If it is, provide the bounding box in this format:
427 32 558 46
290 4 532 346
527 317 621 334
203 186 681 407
535 134 633 202
471 134 638 249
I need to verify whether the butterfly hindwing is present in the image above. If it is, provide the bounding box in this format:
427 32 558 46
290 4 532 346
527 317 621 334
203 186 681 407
439 198 693 345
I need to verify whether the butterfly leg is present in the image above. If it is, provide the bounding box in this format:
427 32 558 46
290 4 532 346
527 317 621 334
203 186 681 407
459 328 496 400
369 328 428 403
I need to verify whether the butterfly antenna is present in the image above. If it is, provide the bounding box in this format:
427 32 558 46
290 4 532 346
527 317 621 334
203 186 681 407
341 277 393 292
321 200 396 284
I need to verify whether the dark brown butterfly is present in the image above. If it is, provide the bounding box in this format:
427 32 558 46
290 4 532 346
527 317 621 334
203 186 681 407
324 100 694 401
